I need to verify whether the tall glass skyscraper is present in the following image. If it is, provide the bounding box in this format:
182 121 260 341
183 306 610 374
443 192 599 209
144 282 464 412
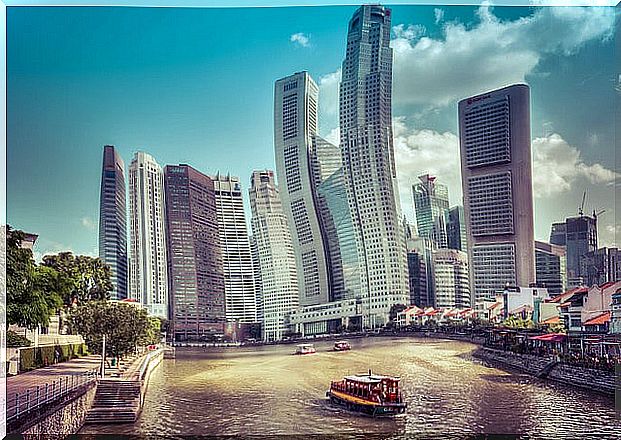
458 84 535 302
445 205 467 252
164 164 225 341
212 173 258 324
249 170 299 342
339 5 409 325
128 151 168 318
413 174 449 248
274 72 331 306
98 145 128 300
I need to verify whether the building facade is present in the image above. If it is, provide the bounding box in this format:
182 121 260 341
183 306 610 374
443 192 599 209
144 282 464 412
406 236 433 308
549 222 567 246
445 205 467 252
458 84 535 302
249 170 299 342
212 173 257 324
274 72 331 306
164 164 225 341
128 152 168 318
565 215 598 285
339 4 409 326
98 145 128 300
581 247 621 287
432 249 470 309
535 240 566 295
413 174 449 248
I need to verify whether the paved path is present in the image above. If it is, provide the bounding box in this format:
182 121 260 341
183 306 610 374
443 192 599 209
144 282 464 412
6 355 102 396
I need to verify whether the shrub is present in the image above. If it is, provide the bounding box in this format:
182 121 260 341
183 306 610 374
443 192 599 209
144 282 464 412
19 347 35 372
7 330 32 348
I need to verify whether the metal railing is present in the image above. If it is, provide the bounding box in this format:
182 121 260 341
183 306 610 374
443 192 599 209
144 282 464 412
6 367 99 423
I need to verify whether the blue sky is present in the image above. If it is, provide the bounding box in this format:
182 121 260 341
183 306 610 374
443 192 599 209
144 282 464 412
6 4 619 260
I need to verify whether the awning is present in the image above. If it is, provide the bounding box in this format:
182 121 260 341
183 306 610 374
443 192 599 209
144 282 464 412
583 311 611 326
541 316 560 325
528 333 567 342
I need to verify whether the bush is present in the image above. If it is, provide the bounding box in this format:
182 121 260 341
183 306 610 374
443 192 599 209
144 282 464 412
19 347 36 372
7 330 32 347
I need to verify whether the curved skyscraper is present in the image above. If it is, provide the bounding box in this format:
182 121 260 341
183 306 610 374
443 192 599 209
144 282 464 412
338 5 409 325
98 145 128 300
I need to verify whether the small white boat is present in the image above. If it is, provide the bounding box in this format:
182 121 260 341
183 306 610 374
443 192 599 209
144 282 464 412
334 340 352 351
294 344 316 355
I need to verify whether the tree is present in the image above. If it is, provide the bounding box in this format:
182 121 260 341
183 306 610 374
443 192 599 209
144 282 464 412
68 301 159 358
502 315 536 330
6 226 63 329
42 252 113 305
388 304 408 322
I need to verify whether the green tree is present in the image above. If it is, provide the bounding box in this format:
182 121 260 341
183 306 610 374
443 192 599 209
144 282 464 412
502 315 535 330
388 304 408 322
69 301 159 358
6 226 63 329
42 252 113 305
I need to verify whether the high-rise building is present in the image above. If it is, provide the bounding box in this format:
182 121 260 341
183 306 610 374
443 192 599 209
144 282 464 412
339 4 409 325
406 236 433 308
249 170 299 342
164 164 225 341
128 152 168 318
249 235 263 324
458 84 535 302
565 215 598 282
98 145 128 300
581 247 621 287
549 222 567 246
212 173 257 324
274 72 331 307
535 240 566 295
413 174 449 248
432 249 470 309
445 205 467 252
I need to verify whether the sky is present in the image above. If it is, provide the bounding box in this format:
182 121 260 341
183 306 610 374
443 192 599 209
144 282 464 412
6 3 619 261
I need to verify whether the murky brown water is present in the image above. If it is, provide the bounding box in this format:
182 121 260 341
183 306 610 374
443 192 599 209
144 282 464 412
80 337 618 438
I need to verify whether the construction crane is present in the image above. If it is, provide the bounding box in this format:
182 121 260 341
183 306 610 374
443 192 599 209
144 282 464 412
578 190 587 216
593 209 606 219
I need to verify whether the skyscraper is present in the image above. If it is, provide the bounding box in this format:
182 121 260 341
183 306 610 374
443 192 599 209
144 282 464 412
413 174 449 248
339 4 409 325
249 170 299 342
128 152 168 318
458 84 535 302
580 247 620 287
212 173 257 324
549 222 567 246
98 145 128 300
406 236 433 308
164 164 225 341
535 240 566 295
445 205 467 252
565 215 598 283
432 249 470 309
274 71 331 306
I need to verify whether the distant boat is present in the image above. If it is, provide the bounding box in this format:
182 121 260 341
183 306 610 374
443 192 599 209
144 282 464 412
294 344 316 355
326 371 407 416
333 340 351 351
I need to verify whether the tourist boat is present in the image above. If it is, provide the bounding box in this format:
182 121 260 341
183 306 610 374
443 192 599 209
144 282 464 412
294 344 316 355
333 340 352 351
326 371 407 416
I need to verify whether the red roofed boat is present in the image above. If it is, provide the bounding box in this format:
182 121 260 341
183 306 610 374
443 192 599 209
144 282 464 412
326 370 407 416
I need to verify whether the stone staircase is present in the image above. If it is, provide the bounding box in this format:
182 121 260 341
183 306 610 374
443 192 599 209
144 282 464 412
84 379 141 424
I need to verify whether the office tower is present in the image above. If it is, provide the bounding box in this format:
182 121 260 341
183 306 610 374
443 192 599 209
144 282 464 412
535 240 566 295
432 249 470 309
581 247 621 287
445 206 467 252
406 236 433 308
164 164 225 341
249 235 263 324
98 145 128 300
212 173 257 324
549 222 567 246
339 4 409 325
458 84 535 302
249 170 299 342
413 174 449 248
565 215 598 282
128 152 168 318
274 72 331 306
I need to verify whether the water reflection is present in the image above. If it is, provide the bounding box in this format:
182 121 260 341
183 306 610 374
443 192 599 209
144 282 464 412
80 337 618 438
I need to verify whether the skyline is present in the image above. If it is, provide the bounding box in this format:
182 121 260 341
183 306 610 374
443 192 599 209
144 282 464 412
6 4 618 260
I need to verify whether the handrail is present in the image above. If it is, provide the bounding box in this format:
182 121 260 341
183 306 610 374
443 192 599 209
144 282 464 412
6 367 99 423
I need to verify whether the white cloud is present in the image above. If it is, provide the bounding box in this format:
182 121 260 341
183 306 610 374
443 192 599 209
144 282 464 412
532 133 618 198
323 127 340 146
318 68 341 122
392 24 425 40
392 117 462 221
391 5 616 106
81 216 96 230
290 32 311 48
434 8 444 25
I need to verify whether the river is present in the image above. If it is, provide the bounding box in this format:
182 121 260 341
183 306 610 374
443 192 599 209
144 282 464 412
80 337 618 438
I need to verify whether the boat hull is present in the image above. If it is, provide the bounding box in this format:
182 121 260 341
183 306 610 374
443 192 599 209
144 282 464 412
326 391 406 416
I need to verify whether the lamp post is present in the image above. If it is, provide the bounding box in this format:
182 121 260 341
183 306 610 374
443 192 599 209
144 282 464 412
100 334 106 378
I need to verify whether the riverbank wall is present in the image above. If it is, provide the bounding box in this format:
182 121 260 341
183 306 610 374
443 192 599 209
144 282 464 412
472 346 615 397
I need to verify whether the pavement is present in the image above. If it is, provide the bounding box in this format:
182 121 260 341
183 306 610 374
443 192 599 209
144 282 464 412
6 355 102 396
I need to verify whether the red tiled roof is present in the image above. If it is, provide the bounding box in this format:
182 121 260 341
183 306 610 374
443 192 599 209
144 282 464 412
583 311 611 326
542 316 560 325
599 281 616 290
549 287 587 303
